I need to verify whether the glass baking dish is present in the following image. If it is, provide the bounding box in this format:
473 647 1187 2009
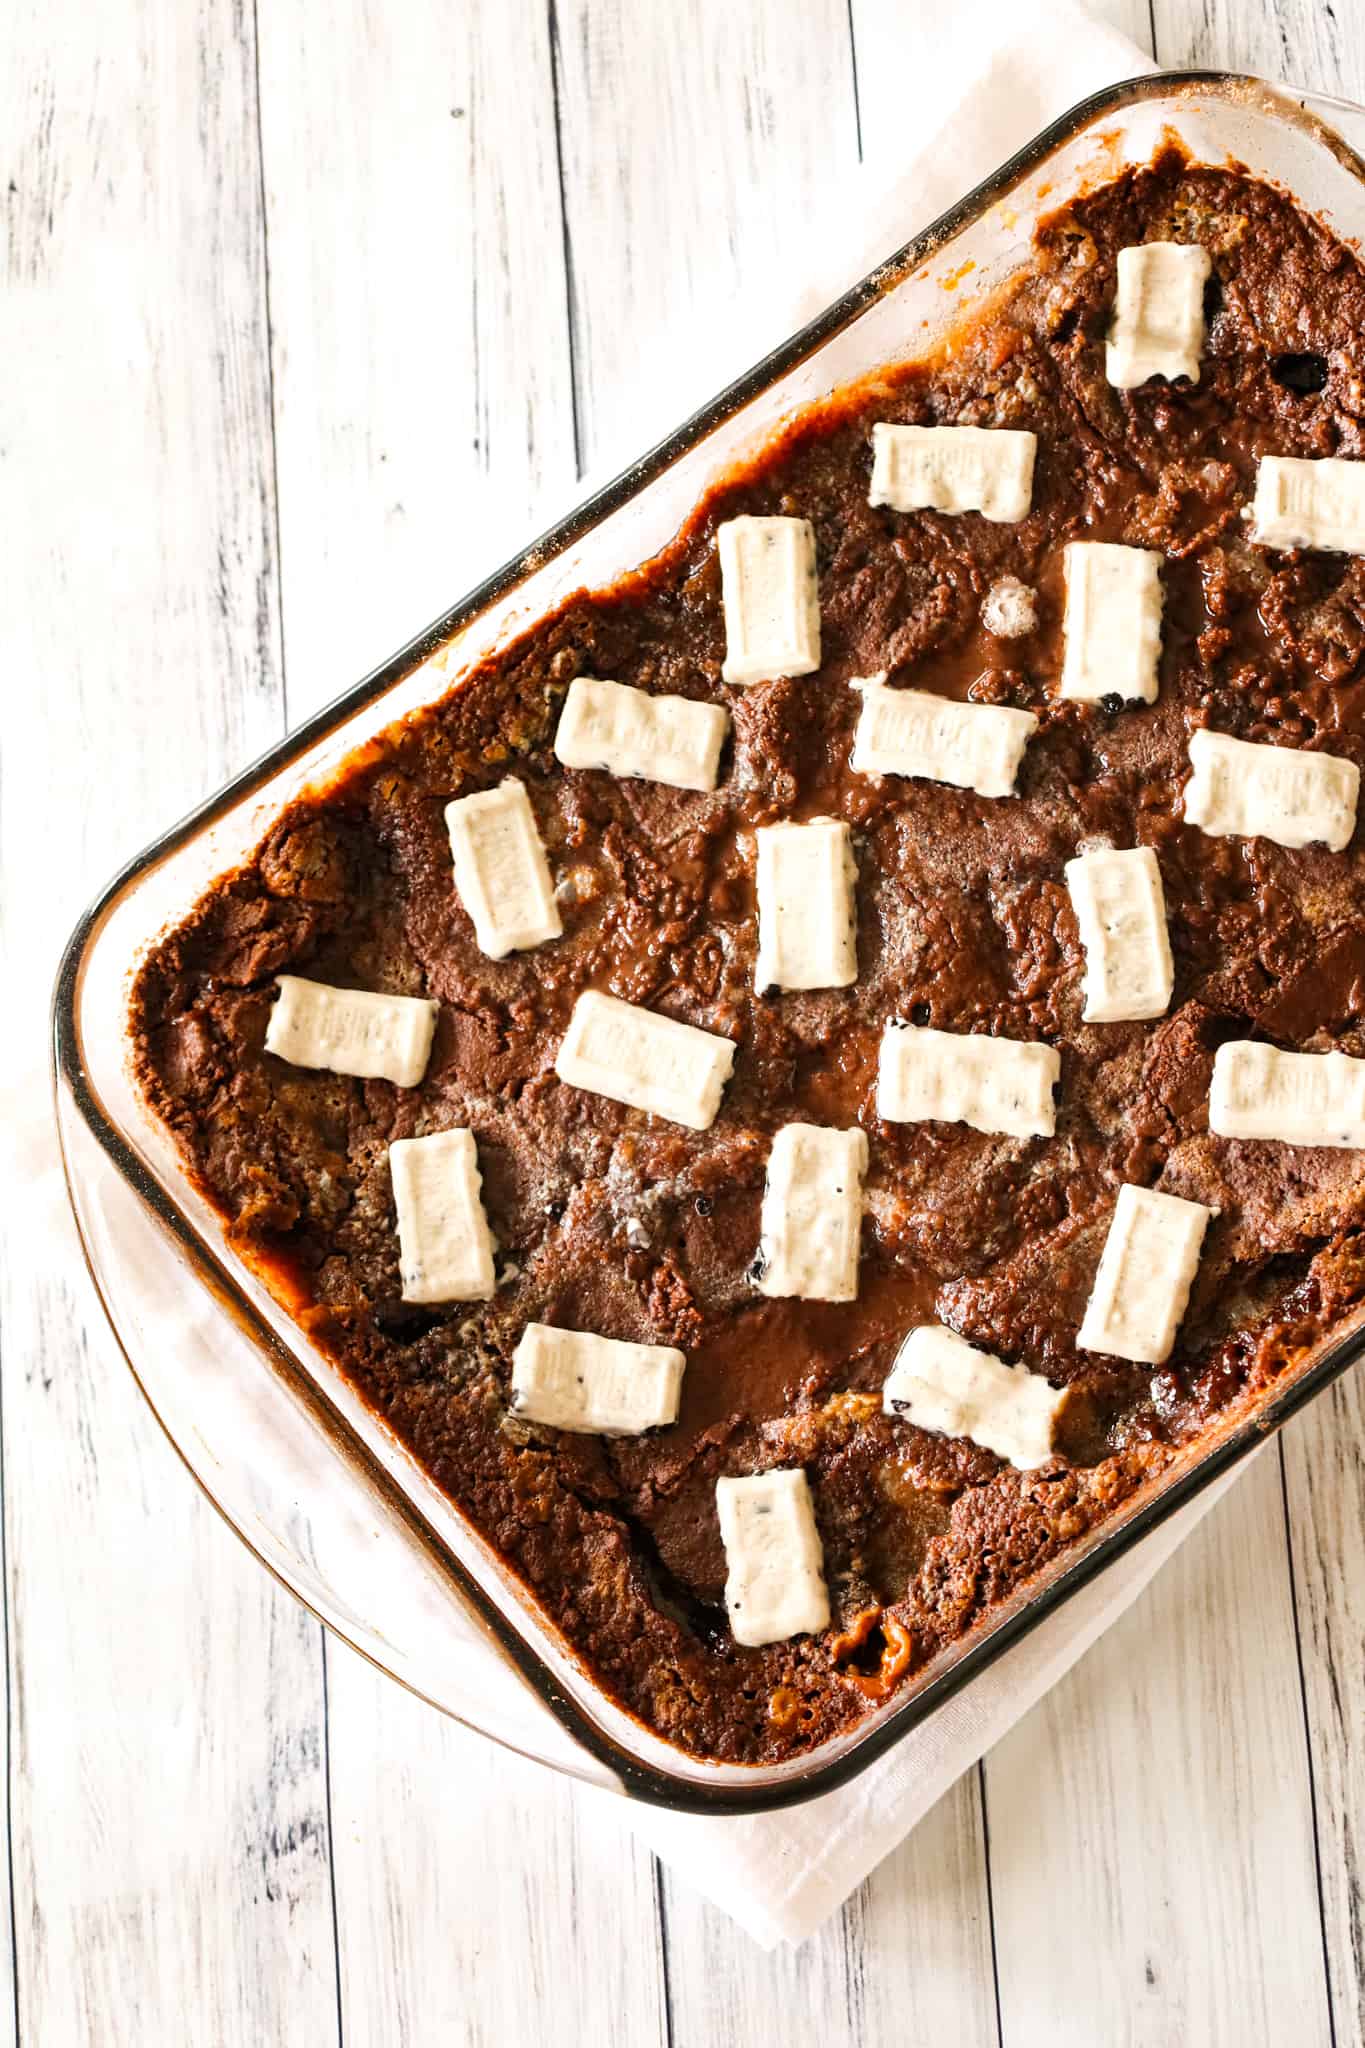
53 69 1365 1814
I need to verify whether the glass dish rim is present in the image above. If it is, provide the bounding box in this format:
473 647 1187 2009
51 65 1365 1815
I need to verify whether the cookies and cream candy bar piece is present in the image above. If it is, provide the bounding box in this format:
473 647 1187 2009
850 674 1038 798
716 1469 830 1647
554 990 735 1130
1250 456 1365 553
754 818 857 993
444 778 562 960
1060 542 1164 705
389 1129 495 1304
1077 1183 1214 1366
882 1325 1064 1470
717 515 820 685
1105 241 1211 388
868 424 1036 522
1210 1041 1365 1148
554 676 729 793
877 1024 1059 1139
265 975 437 1088
1184 727 1359 854
1064 846 1173 1023
756 1123 868 1303
510 1323 685 1436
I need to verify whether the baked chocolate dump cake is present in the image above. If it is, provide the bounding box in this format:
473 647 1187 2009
133 151 1365 1764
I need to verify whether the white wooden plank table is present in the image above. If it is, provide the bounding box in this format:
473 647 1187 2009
2 1 1362 2042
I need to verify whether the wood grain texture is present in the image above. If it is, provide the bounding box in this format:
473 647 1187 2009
550 0 859 477
251 7 667 2042
328 1657 665 2048
0 0 339 2041
982 0 1346 2032
659 1776 998 2047
1283 1386 1365 2048
1146 10 1365 2042
6 0 1365 2041
1152 0 1365 99
987 1456 1333 2048
255 0 577 707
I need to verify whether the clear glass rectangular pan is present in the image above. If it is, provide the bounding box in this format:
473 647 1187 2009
53 70 1365 1812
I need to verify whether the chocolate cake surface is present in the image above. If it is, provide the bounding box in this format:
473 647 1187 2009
132 152 1365 1765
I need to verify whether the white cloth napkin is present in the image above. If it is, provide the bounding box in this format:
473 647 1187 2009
588 0 1251 1950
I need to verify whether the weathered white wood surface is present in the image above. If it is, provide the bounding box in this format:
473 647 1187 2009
1146 14 1365 2048
253 9 668 2043
3 1 1363 2044
963 0 1352 2031
0 2 340 2044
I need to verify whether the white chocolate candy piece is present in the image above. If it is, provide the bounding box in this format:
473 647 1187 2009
444 778 562 960
882 1325 1063 1470
868 423 1036 522
265 975 437 1088
1060 541 1164 705
717 515 821 685
850 674 1037 799
754 818 857 993
390 1129 496 1304
1106 241 1211 389
1250 456 1365 554
1210 1041 1365 1148
554 676 730 793
510 1323 685 1435
756 1123 868 1303
1077 1183 1214 1366
877 1024 1059 1139
1064 846 1173 1024
554 990 735 1131
716 1469 830 1647
1184 727 1359 854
